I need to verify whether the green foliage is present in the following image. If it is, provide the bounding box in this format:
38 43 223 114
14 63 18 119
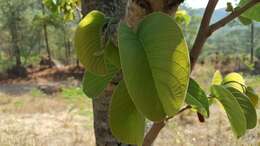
118 12 190 121
222 72 246 93
43 0 79 21
74 11 108 75
186 78 209 117
209 72 258 137
75 9 260 146
239 0 260 22
256 47 260 59
227 87 257 129
211 70 223 85
175 10 191 26
109 81 145 145
238 16 252 25
245 86 259 107
82 65 118 98
210 85 247 138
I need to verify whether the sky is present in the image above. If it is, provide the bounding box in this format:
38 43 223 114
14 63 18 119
185 0 237 9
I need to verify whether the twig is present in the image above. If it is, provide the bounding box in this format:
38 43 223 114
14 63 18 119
209 0 260 34
143 105 191 146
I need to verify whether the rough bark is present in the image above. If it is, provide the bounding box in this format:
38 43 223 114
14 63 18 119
81 0 128 146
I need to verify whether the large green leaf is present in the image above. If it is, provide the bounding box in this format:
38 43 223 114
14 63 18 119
186 78 209 117
74 10 108 75
239 0 260 22
227 87 257 129
82 65 117 98
211 85 246 138
211 70 223 85
245 86 259 107
118 12 190 121
109 81 145 145
222 72 245 93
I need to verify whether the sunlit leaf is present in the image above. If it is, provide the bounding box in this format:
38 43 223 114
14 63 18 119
227 87 257 129
211 70 223 85
109 81 145 145
222 72 245 93
75 10 108 75
118 12 190 121
245 86 259 107
175 10 191 26
211 85 246 138
186 78 209 117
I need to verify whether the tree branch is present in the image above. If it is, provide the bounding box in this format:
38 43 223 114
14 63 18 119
190 0 219 69
143 105 191 146
142 0 260 146
209 0 260 34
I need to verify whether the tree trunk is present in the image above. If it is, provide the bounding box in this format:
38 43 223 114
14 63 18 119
41 2 52 65
10 12 21 67
81 0 127 145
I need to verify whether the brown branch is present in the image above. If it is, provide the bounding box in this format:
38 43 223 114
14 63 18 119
143 105 191 146
190 0 219 69
209 0 260 34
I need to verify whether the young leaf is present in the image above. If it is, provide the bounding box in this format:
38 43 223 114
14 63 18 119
245 86 259 107
211 70 223 85
186 78 209 117
82 65 117 98
239 0 260 22
211 85 247 138
104 41 121 68
222 72 245 93
74 10 108 75
227 87 257 129
109 81 145 145
118 12 190 121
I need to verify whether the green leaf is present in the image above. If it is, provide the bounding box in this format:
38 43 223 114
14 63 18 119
186 78 209 117
222 72 245 93
211 70 223 85
109 81 145 145
245 86 259 107
239 0 260 22
227 87 257 129
118 12 190 121
74 10 108 75
175 10 191 26
82 65 117 98
104 41 121 68
238 16 253 25
211 85 246 138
